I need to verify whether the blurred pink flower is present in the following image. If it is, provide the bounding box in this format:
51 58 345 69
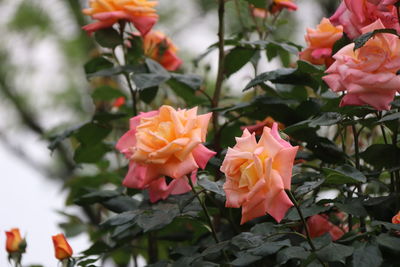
330 0 400 38
323 19 400 110
221 123 298 224
307 214 345 241
82 0 158 36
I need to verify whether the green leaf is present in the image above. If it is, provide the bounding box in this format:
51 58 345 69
145 58 169 76
360 144 400 169
91 86 125 101
276 246 310 264
332 33 352 55
231 254 262 266
231 232 264 250
309 112 342 127
225 47 256 76
286 204 330 221
371 220 400 231
200 240 230 257
354 29 398 50
323 165 367 184
48 125 82 152
74 123 111 146
133 73 170 89
248 240 290 256
352 243 383 267
295 179 325 196
378 112 400 123
376 233 400 252
316 243 354 263
136 208 180 232
197 175 225 196
335 198 368 217
84 57 114 75
170 73 203 90
94 27 122 48
73 143 110 163
243 0 265 8
139 86 159 104
75 190 120 205
101 195 139 213
101 211 139 227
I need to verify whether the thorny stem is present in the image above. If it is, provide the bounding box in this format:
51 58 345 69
378 114 395 192
351 124 366 233
188 177 220 243
285 190 328 267
212 0 225 154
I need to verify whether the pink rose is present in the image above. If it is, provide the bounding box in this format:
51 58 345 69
82 0 158 36
299 18 343 67
307 214 345 241
330 0 400 38
116 105 215 202
221 123 298 224
323 19 400 110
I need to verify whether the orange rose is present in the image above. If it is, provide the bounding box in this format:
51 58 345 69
116 105 216 202
82 0 158 36
392 211 400 224
143 31 182 71
5 228 23 253
52 234 73 260
300 18 343 67
271 0 298 14
221 123 298 224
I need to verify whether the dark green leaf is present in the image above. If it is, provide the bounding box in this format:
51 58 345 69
316 243 353 263
360 144 400 169
139 86 158 104
286 204 330 221
94 28 122 48
309 112 342 127
133 73 170 89
276 246 310 264
101 211 139 227
136 208 180 232
101 195 139 213
371 220 400 231
73 143 110 163
295 179 325 196
378 112 400 123
91 86 125 101
352 243 383 267
74 123 111 146
231 254 262 266
84 57 113 75
323 165 367 184
335 198 368 217
201 240 230 257
170 73 203 90
354 29 398 50
231 232 264 250
197 176 225 196
75 190 120 205
48 125 82 151
225 47 256 76
376 233 400 252
248 240 290 256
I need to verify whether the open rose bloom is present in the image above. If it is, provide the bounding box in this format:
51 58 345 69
300 18 343 67
221 123 298 224
330 0 400 38
323 19 400 110
143 31 182 71
116 105 215 202
82 0 158 36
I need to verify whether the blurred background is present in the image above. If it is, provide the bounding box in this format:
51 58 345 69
0 0 338 265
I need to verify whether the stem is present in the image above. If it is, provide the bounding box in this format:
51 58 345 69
188 177 220 243
147 232 158 263
285 190 316 251
351 124 366 233
379 122 395 192
212 0 225 153
125 74 138 116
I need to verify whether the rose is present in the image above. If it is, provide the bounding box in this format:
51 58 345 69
116 105 216 202
323 19 400 110
221 123 298 224
241 117 284 136
5 228 23 253
52 234 73 260
392 211 400 224
299 18 343 67
82 0 158 36
307 214 345 241
271 0 298 14
330 0 399 38
143 31 182 71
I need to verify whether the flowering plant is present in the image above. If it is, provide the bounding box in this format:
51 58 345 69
5 0 400 266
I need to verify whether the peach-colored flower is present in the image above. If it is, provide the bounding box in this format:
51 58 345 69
82 0 158 36
116 105 216 202
143 31 182 71
271 0 298 14
221 123 298 224
330 0 399 38
5 228 23 253
241 117 284 136
300 18 343 67
392 211 400 224
52 234 73 260
323 19 400 110
307 214 345 241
